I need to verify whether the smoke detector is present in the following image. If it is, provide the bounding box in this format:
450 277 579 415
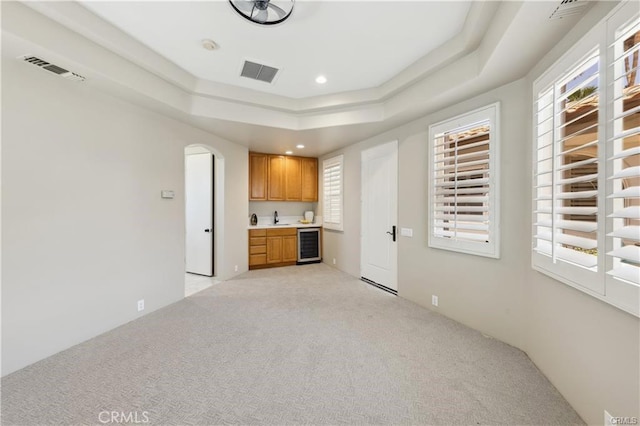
202 39 218 51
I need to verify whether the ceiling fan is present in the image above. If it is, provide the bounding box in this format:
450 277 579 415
229 0 294 26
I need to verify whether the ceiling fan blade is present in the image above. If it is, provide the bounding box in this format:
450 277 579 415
254 8 268 22
232 0 255 13
268 3 286 19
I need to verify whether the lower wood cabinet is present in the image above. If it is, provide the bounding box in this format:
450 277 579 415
266 236 282 264
249 228 297 269
249 229 267 267
282 236 297 262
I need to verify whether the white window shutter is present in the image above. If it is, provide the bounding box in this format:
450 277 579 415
532 1 639 317
323 155 344 231
429 103 500 258
606 11 640 315
533 47 603 293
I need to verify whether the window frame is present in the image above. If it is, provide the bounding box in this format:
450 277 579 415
532 38 606 296
322 154 344 231
531 0 639 317
428 102 501 259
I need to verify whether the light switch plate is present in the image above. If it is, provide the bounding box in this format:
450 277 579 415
400 228 413 237
161 190 175 199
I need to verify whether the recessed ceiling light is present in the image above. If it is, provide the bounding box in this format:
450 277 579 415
315 75 327 84
296 144 305 149
285 150 293 155
202 39 218 51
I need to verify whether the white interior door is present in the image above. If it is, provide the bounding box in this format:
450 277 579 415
185 153 214 276
361 141 398 292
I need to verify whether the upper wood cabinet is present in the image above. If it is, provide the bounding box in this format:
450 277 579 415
268 155 286 200
301 157 318 202
285 156 302 201
249 153 268 201
249 152 318 201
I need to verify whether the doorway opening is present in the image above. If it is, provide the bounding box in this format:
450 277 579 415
184 145 224 296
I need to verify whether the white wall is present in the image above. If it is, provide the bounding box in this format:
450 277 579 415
1 53 248 375
319 3 639 424
249 201 316 219
522 2 639 423
321 79 529 349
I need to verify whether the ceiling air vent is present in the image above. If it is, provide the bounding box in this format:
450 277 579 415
240 60 279 84
20 56 86 82
549 0 589 20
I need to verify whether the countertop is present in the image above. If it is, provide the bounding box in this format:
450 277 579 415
248 222 322 230
247 215 322 230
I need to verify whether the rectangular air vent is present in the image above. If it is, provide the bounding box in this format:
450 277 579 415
20 56 86 82
549 0 589 20
240 60 279 84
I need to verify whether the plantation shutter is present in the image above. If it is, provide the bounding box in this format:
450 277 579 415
606 17 640 299
429 103 499 258
532 0 638 317
433 121 491 243
323 155 343 230
534 50 601 271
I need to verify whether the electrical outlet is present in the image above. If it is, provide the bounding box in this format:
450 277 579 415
332 258 336 265
234 265 238 272
137 299 145 312
432 295 438 307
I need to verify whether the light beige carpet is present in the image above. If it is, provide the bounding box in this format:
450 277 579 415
1 264 584 425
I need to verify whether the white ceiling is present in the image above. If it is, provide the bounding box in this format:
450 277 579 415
4 1 598 157
80 1 472 99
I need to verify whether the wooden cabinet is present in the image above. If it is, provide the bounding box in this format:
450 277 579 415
301 157 318 202
248 229 267 267
249 227 297 269
266 235 283 264
268 155 286 201
249 152 317 201
249 153 268 201
285 156 302 201
282 235 297 262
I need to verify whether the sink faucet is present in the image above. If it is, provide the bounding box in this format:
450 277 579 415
274 210 279 225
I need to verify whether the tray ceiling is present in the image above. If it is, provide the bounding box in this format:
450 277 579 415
80 1 472 99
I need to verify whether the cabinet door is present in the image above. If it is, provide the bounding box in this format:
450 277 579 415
301 157 318 202
249 253 267 266
285 156 302 201
249 153 268 201
282 235 298 262
266 236 283 264
268 155 286 200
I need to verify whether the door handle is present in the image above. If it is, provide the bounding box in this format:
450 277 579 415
386 225 396 242
204 229 211 233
